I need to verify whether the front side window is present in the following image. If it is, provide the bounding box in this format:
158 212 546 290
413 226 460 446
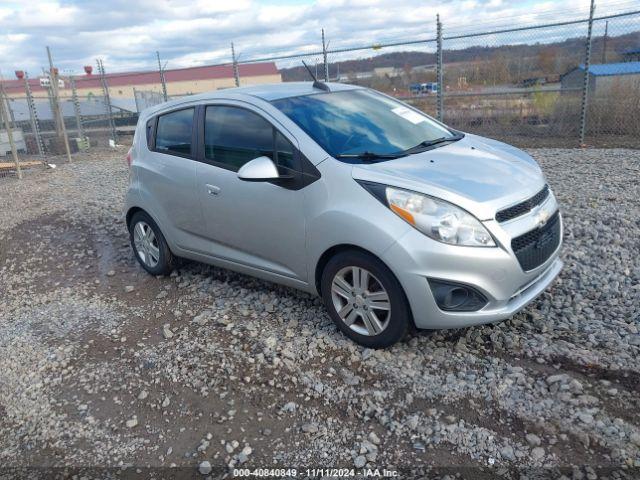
205 106 274 171
271 89 456 159
155 108 194 156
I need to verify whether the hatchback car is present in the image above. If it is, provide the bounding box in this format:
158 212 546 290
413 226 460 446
124 82 562 348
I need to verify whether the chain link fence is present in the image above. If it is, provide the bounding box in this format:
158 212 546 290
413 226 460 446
245 7 638 149
218 6 640 148
0 57 138 181
586 11 640 146
83 5 640 151
438 20 588 147
134 90 167 112
431 10 640 147
2 5 639 181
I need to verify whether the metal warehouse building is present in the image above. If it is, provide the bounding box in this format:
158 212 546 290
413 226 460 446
561 61 640 94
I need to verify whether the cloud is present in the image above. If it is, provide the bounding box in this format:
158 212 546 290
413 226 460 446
0 0 634 78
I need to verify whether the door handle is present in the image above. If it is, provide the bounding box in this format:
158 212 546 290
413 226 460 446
206 184 221 196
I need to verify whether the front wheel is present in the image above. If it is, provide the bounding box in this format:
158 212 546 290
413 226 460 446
321 250 411 348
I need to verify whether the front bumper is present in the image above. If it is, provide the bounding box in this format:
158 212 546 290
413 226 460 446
381 205 563 330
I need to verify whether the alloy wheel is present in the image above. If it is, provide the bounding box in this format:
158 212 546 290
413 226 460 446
133 221 160 268
330 266 391 336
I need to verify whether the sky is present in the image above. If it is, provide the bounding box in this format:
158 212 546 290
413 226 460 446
0 0 638 78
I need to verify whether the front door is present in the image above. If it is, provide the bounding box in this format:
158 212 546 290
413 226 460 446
196 104 307 281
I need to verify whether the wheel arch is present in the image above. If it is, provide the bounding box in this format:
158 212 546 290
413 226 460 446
314 244 387 296
126 206 164 233
314 243 417 335
125 206 145 229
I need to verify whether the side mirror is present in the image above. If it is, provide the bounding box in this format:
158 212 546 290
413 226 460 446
237 156 280 182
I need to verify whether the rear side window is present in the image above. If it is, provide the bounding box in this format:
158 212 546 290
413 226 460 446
204 106 274 171
155 108 194 156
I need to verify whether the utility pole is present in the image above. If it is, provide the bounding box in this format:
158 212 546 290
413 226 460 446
46 46 72 162
602 20 608 64
322 28 329 82
231 42 240 87
157 51 168 101
0 82 22 178
579 0 596 147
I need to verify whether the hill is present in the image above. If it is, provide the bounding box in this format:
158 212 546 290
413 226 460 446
280 30 640 87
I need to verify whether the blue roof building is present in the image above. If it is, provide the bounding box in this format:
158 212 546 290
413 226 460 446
560 62 640 93
576 62 640 76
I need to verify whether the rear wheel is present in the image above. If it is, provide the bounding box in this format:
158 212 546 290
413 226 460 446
129 211 177 276
321 250 411 348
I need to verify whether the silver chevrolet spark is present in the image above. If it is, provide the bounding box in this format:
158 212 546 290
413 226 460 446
124 82 562 348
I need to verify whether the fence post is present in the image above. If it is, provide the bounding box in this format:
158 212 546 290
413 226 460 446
97 58 118 145
157 51 168 102
436 14 444 122
231 42 240 87
322 28 329 82
0 83 22 179
579 0 596 147
46 46 72 163
24 72 45 157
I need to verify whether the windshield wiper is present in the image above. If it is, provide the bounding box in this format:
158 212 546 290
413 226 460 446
402 134 464 155
335 134 463 161
335 151 407 161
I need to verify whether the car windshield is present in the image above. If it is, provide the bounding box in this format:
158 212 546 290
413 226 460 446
271 89 457 160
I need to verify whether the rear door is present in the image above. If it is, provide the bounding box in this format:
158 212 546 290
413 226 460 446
138 107 206 248
195 103 308 280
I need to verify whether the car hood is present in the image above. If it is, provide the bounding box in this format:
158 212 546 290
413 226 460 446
351 133 546 220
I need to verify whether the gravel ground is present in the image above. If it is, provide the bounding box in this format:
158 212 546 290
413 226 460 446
0 147 638 478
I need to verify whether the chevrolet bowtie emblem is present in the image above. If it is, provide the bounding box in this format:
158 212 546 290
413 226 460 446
534 207 550 227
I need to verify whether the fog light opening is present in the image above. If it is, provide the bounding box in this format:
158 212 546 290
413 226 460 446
429 280 488 312
443 287 469 309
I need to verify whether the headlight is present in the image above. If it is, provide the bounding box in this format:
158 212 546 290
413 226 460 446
385 186 495 247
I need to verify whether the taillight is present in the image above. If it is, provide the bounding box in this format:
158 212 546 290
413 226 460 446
126 149 132 167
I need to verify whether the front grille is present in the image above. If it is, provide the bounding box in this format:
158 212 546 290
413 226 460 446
511 211 561 271
496 185 550 223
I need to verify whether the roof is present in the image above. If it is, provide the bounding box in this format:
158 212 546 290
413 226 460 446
624 48 640 55
575 61 640 76
141 82 362 117
0 62 278 95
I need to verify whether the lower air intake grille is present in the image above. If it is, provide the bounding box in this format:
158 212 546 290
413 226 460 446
511 211 561 271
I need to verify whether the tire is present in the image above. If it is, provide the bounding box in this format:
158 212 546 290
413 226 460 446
128 211 178 276
321 250 411 348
